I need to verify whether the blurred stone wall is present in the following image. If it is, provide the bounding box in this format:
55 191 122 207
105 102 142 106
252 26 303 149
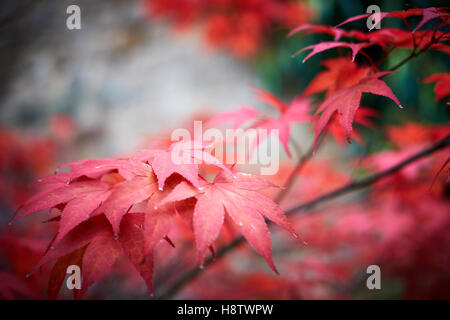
0 0 260 158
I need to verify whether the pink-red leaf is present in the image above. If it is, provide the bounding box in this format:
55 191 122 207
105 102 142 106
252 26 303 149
136 141 231 190
293 41 372 63
14 180 111 223
119 213 154 294
206 105 259 129
99 174 157 235
80 232 122 297
423 73 450 102
314 72 402 149
28 215 112 276
162 173 299 272
55 188 112 245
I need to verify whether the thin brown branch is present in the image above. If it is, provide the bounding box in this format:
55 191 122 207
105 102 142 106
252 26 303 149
388 29 448 71
157 134 450 299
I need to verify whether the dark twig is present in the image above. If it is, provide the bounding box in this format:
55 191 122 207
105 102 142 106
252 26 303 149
284 134 449 214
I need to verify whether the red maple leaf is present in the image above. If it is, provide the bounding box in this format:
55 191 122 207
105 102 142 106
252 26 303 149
302 57 370 97
134 140 232 191
160 172 300 272
206 105 259 130
14 159 158 238
97 169 157 236
119 213 154 295
288 24 344 41
13 179 113 225
146 0 313 58
387 123 450 148
251 95 312 157
143 180 181 255
79 230 122 296
15 147 228 239
325 107 378 146
293 41 373 63
31 213 155 298
0 272 37 299
207 88 312 157
423 73 450 102
47 247 86 299
336 7 449 32
313 72 402 149
290 7 450 64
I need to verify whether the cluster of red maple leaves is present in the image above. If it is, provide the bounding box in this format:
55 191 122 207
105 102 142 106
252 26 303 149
144 0 313 57
1 6 449 299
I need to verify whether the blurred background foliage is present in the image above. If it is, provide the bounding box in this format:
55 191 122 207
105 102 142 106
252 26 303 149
253 0 449 154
